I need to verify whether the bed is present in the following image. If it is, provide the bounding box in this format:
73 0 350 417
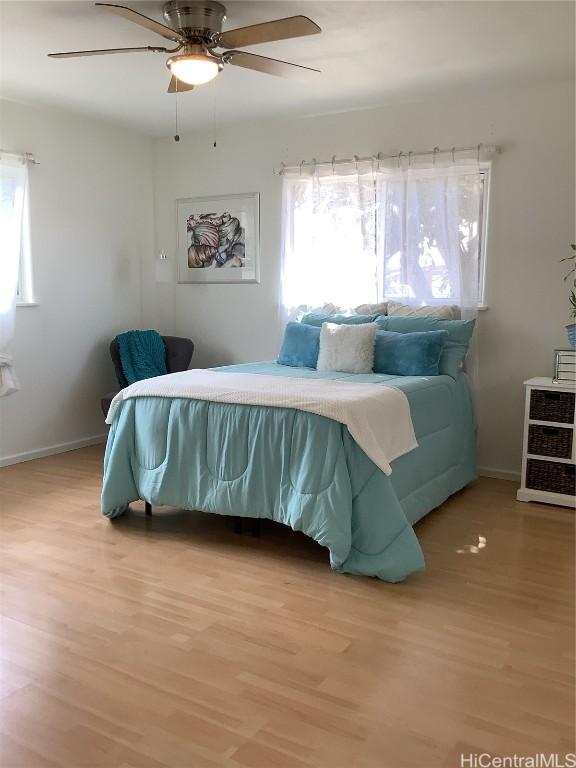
101 360 476 582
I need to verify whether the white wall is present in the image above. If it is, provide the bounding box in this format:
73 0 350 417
0 99 154 464
146 80 575 479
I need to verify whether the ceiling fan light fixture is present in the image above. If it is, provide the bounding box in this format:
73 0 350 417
167 53 220 85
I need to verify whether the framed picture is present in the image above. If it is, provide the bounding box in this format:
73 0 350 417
176 193 259 284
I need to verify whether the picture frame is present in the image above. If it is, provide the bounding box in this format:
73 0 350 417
176 193 260 284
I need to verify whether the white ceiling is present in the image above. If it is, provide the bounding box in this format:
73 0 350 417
0 1 573 136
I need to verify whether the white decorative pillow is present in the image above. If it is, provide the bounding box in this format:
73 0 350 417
354 302 388 316
317 322 376 374
387 301 460 320
311 303 342 315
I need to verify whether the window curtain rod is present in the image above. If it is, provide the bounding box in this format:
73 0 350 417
274 143 500 175
0 149 39 165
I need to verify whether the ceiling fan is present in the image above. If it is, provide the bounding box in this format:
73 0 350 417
48 1 322 93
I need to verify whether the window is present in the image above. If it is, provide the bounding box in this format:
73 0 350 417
0 153 31 395
0 155 33 306
281 160 489 313
282 171 378 309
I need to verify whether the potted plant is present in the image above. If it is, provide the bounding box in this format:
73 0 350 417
561 244 576 349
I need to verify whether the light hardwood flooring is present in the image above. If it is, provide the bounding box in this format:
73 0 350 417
0 446 574 768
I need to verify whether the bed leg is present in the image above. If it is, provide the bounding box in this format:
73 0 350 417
145 501 152 516
234 517 243 534
252 519 261 538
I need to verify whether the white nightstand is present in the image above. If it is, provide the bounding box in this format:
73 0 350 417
517 378 575 508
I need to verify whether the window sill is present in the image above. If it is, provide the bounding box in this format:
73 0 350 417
16 301 39 308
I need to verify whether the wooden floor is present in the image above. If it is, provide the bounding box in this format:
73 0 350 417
0 446 574 768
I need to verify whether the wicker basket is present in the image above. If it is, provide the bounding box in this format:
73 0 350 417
528 424 573 459
526 459 576 496
529 389 575 424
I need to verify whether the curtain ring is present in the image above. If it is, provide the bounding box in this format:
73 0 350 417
397 151 402 168
299 159 305 176
477 143 482 163
377 152 383 171
331 155 337 174
312 157 317 176
279 161 286 176
451 147 456 163
353 154 360 173
432 146 440 166
408 151 413 168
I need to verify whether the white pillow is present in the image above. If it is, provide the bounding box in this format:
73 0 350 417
387 301 460 320
309 302 342 315
354 302 388 316
317 322 376 374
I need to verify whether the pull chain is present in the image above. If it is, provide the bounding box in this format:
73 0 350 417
174 82 180 142
212 85 217 148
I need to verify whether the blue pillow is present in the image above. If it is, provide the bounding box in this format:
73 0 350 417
301 313 376 327
277 322 320 368
373 330 447 376
375 316 475 378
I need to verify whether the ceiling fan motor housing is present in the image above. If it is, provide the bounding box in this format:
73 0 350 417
163 0 227 42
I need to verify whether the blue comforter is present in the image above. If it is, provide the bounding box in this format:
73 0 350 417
101 362 476 582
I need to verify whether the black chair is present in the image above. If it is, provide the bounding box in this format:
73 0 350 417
100 334 194 418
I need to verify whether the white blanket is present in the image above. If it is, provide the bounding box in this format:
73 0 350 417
105 370 418 475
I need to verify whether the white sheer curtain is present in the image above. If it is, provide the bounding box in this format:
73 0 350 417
0 155 28 396
280 154 483 319
281 159 378 318
377 157 482 318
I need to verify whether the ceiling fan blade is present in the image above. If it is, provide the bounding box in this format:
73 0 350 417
167 76 195 93
95 3 186 45
218 16 321 49
48 45 170 58
228 51 320 80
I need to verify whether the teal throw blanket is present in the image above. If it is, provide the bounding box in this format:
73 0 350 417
116 330 167 386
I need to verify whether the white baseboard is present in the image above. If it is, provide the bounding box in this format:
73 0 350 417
0 434 107 468
478 465 521 483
